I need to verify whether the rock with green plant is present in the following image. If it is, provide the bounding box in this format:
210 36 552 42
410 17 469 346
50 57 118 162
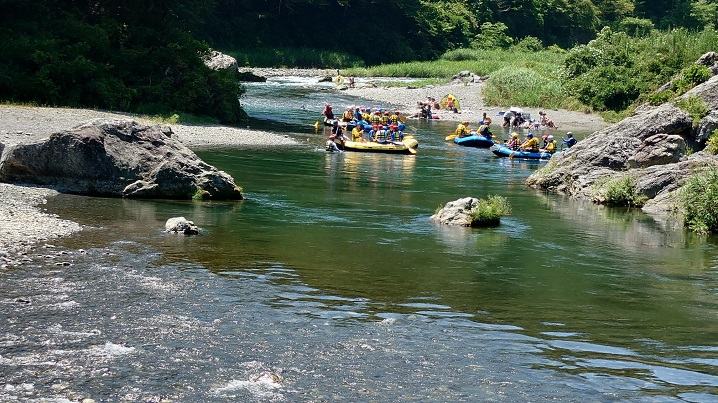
527 53 718 222
431 196 511 227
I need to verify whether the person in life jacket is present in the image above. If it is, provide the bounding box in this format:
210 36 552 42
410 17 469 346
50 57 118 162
477 118 492 139
351 123 364 142
562 132 577 149
385 125 401 142
521 133 540 152
330 120 347 149
343 109 353 121
506 132 522 150
543 135 557 153
371 111 382 124
396 123 406 141
381 111 390 126
389 111 400 125
541 134 549 149
374 125 388 143
322 103 334 120
454 121 470 138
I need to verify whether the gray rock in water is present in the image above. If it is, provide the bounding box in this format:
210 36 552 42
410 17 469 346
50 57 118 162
431 197 479 226
165 217 199 235
0 119 244 200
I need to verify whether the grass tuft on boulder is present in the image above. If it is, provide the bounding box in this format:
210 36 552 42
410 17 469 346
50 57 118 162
469 195 512 227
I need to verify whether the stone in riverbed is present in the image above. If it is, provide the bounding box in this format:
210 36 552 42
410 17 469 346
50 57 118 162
165 217 199 235
0 119 243 200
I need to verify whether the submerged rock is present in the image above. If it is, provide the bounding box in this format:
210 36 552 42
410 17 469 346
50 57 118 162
0 119 244 200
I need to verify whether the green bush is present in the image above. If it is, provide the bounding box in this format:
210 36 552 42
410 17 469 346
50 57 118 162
483 66 563 109
706 129 718 154
675 96 708 127
647 90 674 106
602 175 648 207
474 22 513 49
565 64 640 111
678 167 718 234
513 36 544 52
469 195 512 227
672 63 713 94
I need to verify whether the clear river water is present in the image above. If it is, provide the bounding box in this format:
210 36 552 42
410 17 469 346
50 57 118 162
1 76 718 402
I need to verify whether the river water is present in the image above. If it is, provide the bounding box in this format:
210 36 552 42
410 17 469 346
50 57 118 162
1 77 718 402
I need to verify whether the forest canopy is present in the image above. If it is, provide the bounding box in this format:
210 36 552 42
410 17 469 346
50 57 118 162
1 0 717 121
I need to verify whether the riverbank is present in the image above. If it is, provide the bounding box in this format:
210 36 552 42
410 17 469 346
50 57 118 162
0 105 299 267
342 80 608 133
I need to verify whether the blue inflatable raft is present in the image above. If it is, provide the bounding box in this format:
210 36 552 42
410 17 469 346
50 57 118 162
490 144 553 160
453 133 496 148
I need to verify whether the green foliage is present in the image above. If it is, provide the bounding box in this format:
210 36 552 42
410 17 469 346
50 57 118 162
566 65 640 111
672 63 713 94
617 17 656 37
513 36 544 52
483 66 564 109
469 195 512 227
562 26 718 114
601 175 648 207
678 167 718 234
706 129 718 154
192 188 210 201
647 90 674 106
474 22 513 49
675 96 708 127
228 48 364 69
0 1 245 124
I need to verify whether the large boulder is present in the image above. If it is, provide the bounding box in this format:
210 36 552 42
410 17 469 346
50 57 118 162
0 119 243 200
527 62 718 214
165 217 199 235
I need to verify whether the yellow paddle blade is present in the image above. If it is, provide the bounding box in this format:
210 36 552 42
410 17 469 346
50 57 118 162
313 121 319 129
445 134 456 141
399 116 407 123
407 146 417 155
403 135 414 140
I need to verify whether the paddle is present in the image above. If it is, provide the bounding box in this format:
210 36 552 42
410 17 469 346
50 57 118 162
445 134 456 141
407 146 417 155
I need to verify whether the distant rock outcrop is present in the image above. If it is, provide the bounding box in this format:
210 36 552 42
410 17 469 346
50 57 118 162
527 53 718 214
0 119 244 200
203 50 238 72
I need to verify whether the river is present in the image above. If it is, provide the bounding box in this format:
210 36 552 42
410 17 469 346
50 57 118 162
1 76 717 402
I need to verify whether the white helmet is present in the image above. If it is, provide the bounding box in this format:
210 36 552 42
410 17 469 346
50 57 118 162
547 135 554 140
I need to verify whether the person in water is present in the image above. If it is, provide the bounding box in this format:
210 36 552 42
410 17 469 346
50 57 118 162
330 120 347 149
454 121 470 138
562 132 577 149
521 133 540 152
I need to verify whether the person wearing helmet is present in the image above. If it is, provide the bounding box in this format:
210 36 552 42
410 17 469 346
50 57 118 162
541 134 549 149
562 132 577 148
392 125 404 142
506 132 522 150
330 119 347 149
351 121 365 142
389 110 400 125
322 103 334 120
454 120 470 138
543 135 557 153
373 124 388 143
371 111 382 124
477 118 492 139
381 111 390 125
521 132 540 152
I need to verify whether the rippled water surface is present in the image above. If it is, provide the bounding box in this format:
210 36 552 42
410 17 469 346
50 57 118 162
2 77 718 402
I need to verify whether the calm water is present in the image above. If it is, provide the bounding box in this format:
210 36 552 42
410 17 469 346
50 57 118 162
1 77 718 402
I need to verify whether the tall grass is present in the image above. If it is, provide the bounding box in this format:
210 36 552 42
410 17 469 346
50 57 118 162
226 48 364 68
678 167 718 234
481 66 565 109
342 48 565 79
469 195 512 227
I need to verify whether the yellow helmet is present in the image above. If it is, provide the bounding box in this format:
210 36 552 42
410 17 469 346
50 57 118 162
511 133 519 138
